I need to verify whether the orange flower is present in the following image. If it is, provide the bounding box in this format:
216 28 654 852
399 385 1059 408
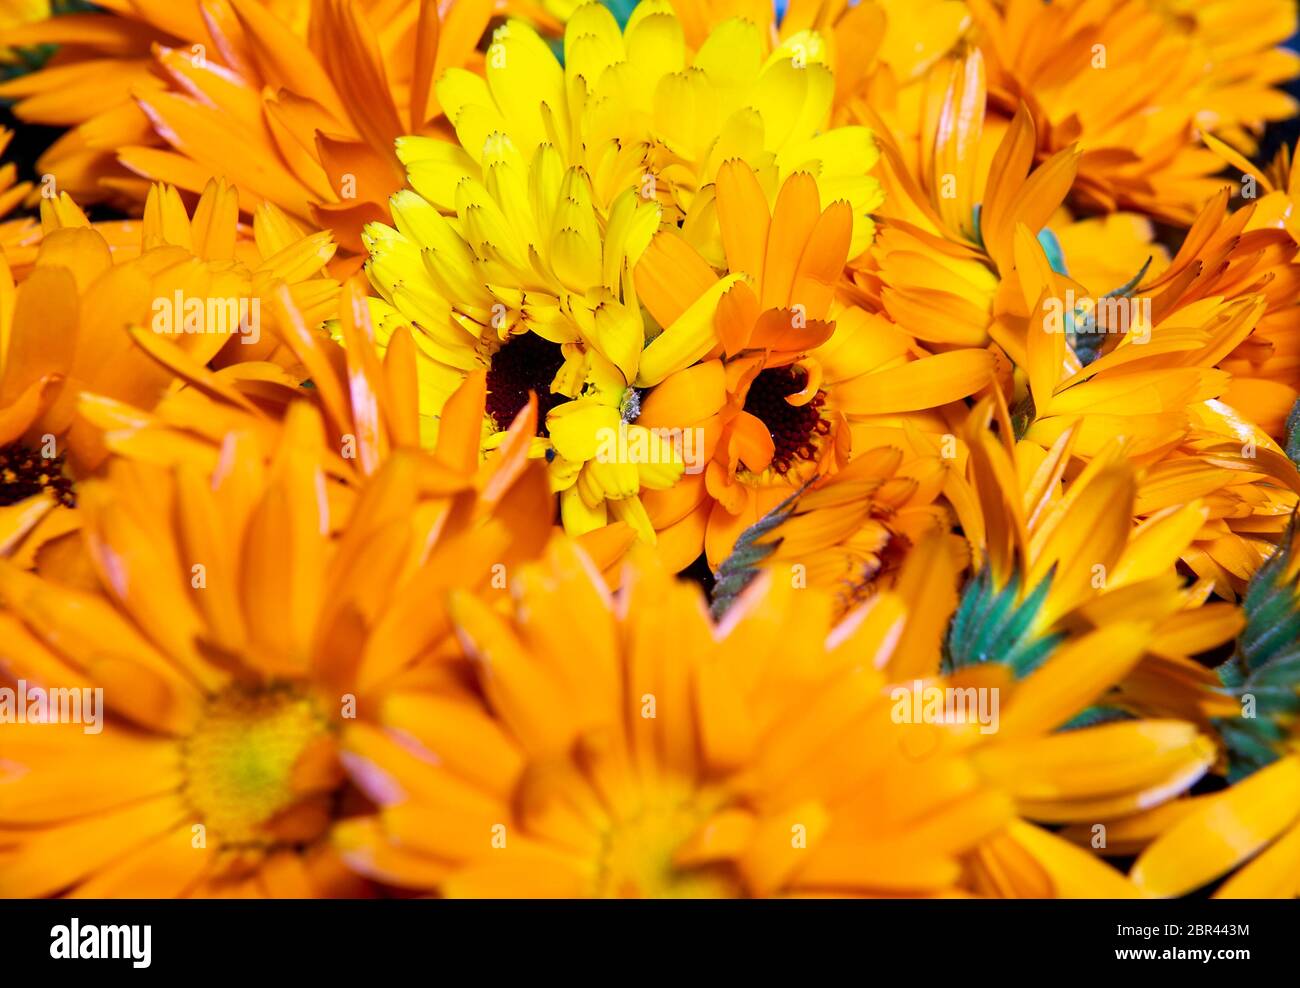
0 390 558 897
0 179 336 567
0 0 499 257
966 0 1298 223
634 161 991 568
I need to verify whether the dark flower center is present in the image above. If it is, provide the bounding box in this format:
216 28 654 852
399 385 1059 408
0 442 76 508
485 333 567 434
743 367 829 474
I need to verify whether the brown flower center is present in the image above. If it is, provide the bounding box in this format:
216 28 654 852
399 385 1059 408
0 441 76 508
485 333 567 434
742 367 829 474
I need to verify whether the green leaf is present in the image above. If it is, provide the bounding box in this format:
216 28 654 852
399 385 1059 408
1060 705 1136 731
1010 391 1035 441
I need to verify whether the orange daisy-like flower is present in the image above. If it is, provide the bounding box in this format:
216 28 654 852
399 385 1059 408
967 0 1299 223
633 161 992 569
334 527 1214 898
945 397 1243 726
0 179 337 567
1200 138 1300 436
0 0 500 256
0 393 557 897
849 48 1169 359
335 537 1019 897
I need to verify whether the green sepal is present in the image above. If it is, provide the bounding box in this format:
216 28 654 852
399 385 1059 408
944 564 1063 678
708 486 805 621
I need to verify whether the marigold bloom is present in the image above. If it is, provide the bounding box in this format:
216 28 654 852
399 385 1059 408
634 161 989 568
1129 521 1300 898
364 2 884 550
967 0 1299 223
334 527 1213 897
0 397 555 897
0 179 336 568
946 399 1243 725
0 0 499 254
335 539 1018 897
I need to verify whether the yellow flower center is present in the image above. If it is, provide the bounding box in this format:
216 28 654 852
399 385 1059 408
181 685 334 848
594 791 738 898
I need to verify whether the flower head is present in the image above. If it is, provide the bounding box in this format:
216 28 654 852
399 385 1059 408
0 392 555 896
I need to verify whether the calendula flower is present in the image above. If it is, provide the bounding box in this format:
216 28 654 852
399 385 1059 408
78 277 426 482
958 630 1217 897
850 49 1168 359
335 523 1213 897
628 160 990 568
1128 519 1300 898
1137 402 1300 597
0 394 557 897
1007 217 1260 462
1149 0 1300 154
707 442 953 619
967 0 1299 223
1008 195 1300 590
335 535 1021 897
0 179 337 568
1200 138 1300 436
0 0 499 254
857 529 1217 897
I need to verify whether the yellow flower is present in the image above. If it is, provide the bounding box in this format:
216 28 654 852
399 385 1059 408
363 1 884 547
668 0 972 108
